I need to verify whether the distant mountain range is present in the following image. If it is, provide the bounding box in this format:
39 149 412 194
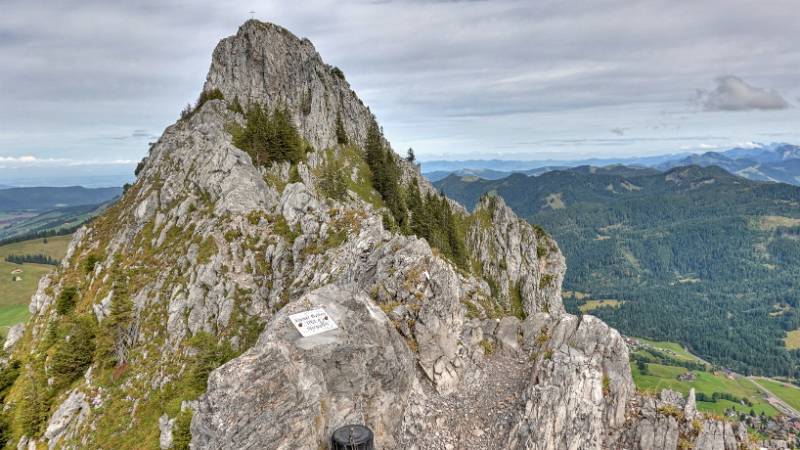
435 164 800 375
423 143 800 186
420 152 691 174
424 166 567 181
656 143 800 185
0 186 121 212
0 186 122 241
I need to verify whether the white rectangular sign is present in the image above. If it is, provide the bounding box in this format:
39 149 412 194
289 308 338 337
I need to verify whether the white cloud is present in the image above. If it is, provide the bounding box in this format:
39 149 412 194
699 76 789 111
0 155 135 167
0 0 799 162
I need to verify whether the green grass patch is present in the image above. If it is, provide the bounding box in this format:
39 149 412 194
579 299 623 313
752 378 800 412
0 235 72 336
636 337 704 364
784 329 800 350
509 282 525 319
632 363 777 417
0 305 30 335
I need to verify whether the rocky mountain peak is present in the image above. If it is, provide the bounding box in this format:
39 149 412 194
204 19 375 150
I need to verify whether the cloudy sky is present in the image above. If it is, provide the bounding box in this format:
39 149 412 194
1 0 798 183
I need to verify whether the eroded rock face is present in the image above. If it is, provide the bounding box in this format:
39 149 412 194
509 314 633 449
614 389 751 450
204 20 377 151
158 414 174 450
3 323 24 351
191 284 415 449
468 195 565 316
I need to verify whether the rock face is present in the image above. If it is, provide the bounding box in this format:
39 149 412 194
0 19 758 450
3 323 24 351
468 194 566 316
42 390 89 448
509 314 634 448
191 285 415 449
617 389 748 450
205 20 376 151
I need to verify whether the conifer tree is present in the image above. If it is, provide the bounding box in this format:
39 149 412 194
406 147 415 163
336 113 348 145
232 105 304 167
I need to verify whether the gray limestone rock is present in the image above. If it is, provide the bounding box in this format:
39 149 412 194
159 414 175 450
684 387 698 419
44 390 89 449
3 324 24 351
495 316 521 353
92 291 112 323
191 284 415 449
468 194 566 316
204 21 377 151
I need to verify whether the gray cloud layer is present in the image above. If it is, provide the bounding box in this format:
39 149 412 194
700 76 790 111
1 0 799 165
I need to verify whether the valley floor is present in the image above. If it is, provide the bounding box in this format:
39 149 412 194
630 337 800 419
0 235 70 336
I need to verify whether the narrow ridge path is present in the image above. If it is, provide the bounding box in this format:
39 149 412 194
399 354 533 449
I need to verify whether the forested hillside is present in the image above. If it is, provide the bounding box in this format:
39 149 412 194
436 165 800 376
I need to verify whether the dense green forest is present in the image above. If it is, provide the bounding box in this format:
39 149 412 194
4 253 60 266
362 124 469 270
436 165 800 377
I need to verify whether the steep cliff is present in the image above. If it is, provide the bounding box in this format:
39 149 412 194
0 20 757 450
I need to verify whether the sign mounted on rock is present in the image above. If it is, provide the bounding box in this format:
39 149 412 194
289 308 338 337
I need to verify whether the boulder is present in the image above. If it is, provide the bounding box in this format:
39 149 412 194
191 284 415 449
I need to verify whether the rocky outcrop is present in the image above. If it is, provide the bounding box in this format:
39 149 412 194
192 284 415 449
43 390 90 448
615 389 750 450
204 20 376 151
158 414 174 450
3 323 24 351
469 195 565 316
508 314 633 448
1 19 759 450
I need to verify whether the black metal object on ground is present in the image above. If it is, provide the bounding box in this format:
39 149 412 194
331 424 374 450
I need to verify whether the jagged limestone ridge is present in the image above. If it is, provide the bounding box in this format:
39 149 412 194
0 19 758 450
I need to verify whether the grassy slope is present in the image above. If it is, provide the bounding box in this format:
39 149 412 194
579 299 623 313
632 363 778 416
637 338 705 363
754 378 800 412
630 337 797 416
0 235 71 335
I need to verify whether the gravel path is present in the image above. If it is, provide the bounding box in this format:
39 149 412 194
398 353 533 449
